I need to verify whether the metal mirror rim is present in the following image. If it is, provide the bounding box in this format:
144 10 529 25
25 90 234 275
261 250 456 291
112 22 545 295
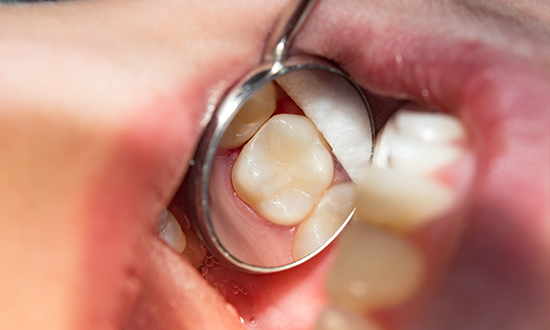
188 55 374 273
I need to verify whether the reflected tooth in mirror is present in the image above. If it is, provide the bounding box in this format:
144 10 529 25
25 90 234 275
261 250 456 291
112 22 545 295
355 168 454 232
232 114 334 226
157 209 187 254
394 108 466 143
315 306 383 330
293 182 356 260
326 224 424 312
219 82 277 149
277 70 373 183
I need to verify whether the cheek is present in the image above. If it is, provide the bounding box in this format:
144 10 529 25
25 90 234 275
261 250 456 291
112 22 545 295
76 92 205 329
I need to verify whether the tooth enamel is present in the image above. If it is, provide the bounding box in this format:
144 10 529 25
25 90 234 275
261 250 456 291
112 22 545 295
326 224 424 312
388 135 464 174
315 307 383 330
394 108 466 143
157 209 187 254
219 82 277 149
232 114 334 226
374 108 466 175
293 182 356 260
277 70 373 183
355 168 454 232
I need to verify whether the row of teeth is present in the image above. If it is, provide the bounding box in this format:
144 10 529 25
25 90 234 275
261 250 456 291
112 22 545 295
320 110 468 327
157 81 466 256
156 73 468 329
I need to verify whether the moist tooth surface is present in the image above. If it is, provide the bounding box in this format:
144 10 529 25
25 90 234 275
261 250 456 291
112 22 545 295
364 108 467 231
293 182 356 260
219 82 277 149
326 224 424 312
277 70 373 183
232 113 334 226
157 208 187 254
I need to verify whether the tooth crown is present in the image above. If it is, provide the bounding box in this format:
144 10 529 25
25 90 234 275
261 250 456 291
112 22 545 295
375 108 466 175
394 110 466 143
363 108 466 231
157 209 187 254
219 82 277 149
293 182 356 260
232 114 334 226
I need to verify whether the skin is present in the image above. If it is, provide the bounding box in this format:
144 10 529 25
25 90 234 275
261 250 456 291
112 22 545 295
0 0 548 329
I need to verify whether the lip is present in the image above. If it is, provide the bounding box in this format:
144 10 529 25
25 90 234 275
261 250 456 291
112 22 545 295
75 3 550 330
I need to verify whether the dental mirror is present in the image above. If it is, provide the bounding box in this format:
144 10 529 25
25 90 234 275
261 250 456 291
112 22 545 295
186 0 374 273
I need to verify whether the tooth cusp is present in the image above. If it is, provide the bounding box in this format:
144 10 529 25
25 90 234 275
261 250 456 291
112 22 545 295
232 114 334 226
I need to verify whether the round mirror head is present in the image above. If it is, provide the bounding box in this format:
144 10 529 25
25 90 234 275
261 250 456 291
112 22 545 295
190 58 374 273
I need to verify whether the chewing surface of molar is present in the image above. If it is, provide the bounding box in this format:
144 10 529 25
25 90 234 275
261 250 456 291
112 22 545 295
157 208 187 254
326 224 424 313
315 306 383 330
232 114 334 226
219 82 277 149
293 182 356 260
277 70 373 183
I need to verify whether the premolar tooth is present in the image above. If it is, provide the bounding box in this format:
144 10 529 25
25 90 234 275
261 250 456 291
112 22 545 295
315 306 383 330
394 108 466 143
219 82 277 149
277 70 373 183
157 209 187 254
326 224 424 312
293 182 356 260
232 114 334 226
355 168 454 232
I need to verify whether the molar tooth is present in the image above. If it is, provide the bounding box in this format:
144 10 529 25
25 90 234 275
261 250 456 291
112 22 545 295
232 114 334 226
355 168 454 232
315 306 383 330
219 82 277 149
394 108 466 143
277 70 373 183
373 108 466 175
326 224 424 312
157 209 187 254
388 135 464 174
293 182 356 260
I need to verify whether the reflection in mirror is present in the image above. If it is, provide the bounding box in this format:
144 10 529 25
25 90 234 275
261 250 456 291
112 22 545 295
208 68 373 268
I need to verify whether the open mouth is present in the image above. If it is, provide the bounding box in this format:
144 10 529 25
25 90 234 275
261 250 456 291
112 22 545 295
120 7 550 328
2 1 548 330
